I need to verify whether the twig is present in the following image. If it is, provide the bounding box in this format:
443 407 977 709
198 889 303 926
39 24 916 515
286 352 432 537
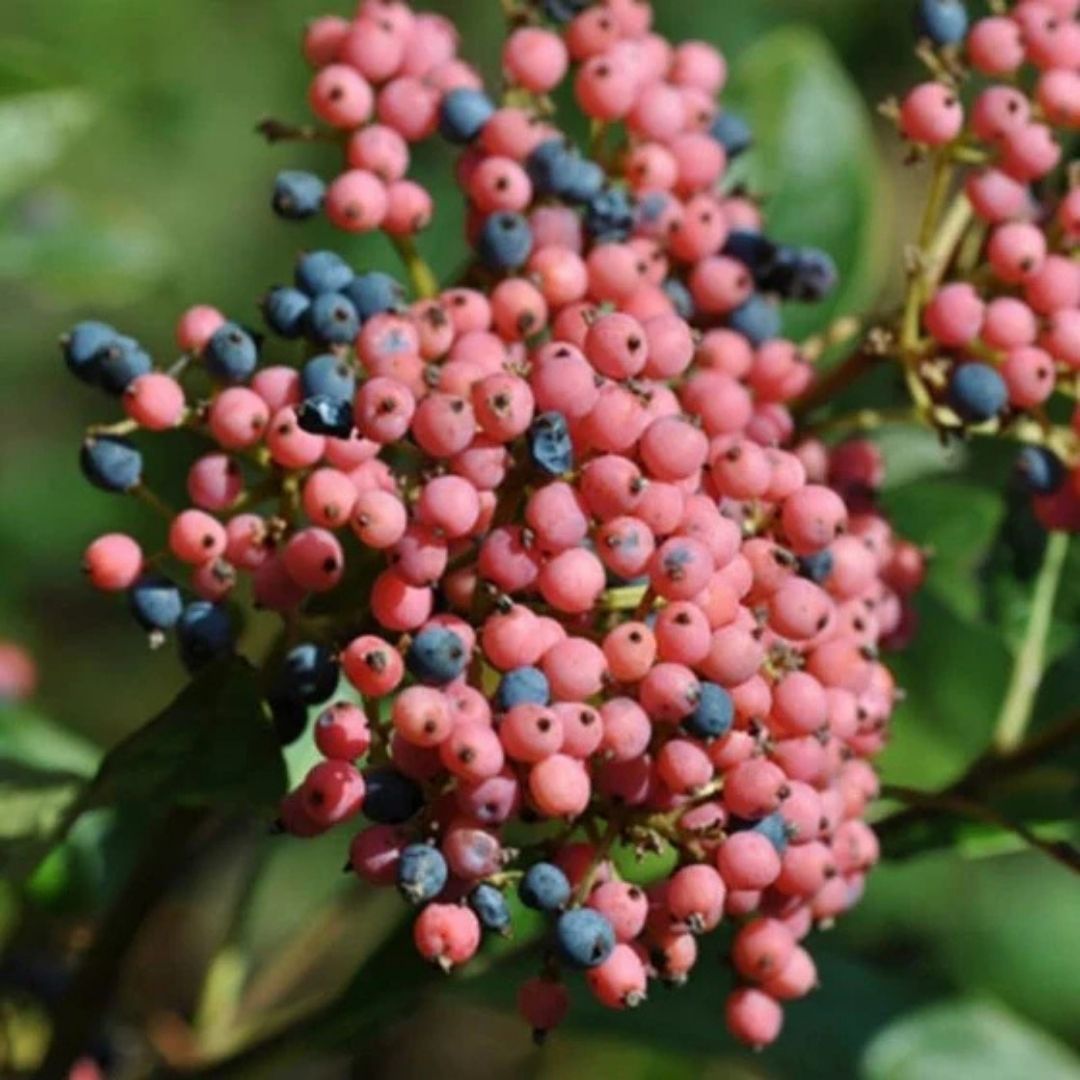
389 235 440 300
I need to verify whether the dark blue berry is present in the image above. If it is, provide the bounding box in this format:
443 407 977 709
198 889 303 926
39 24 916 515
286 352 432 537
262 286 311 338
269 692 308 745
204 322 259 383
176 601 234 671
469 883 512 934
584 188 635 243
948 362 1007 422
439 87 496 144
296 395 354 437
281 642 339 704
724 231 779 281
683 682 734 741
554 908 616 968
305 292 360 346
710 111 754 158
915 0 969 45
406 627 469 686
362 768 423 824
94 335 153 395
128 574 183 632
728 294 781 345
295 250 354 296
797 549 835 584
528 411 574 476
763 246 838 302
519 862 571 912
397 844 448 904
62 320 117 383
301 354 356 404
751 811 791 854
80 436 142 493
526 140 574 196
342 271 406 320
495 666 550 711
477 212 533 271
272 169 326 221
637 192 674 229
1016 446 1065 495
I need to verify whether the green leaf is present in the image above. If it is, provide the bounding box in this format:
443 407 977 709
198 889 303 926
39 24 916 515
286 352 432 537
862 999 1080 1080
0 705 100 776
78 656 286 816
725 27 888 339
0 87 94 200
0 760 83 846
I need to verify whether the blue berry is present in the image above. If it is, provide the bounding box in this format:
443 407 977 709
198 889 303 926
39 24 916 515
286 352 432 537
406 627 469 686
397 844 448 904
262 286 311 339
948 362 1007 422
584 188 635 242
80 436 142 493
528 411 573 476
204 322 259 384
305 292 360 346
95 335 153 395
751 811 791 854
728 295 781 345
554 908 616 968
495 667 550 711
176 601 234 671
272 169 326 220
764 246 838 302
683 682 734 741
296 395 354 437
439 87 496 144
295 250 354 296
477 212 533 271
519 862 571 912
62 320 117 383
662 278 695 320
710 112 753 158
469 883 512 934
915 0 969 45
269 693 308 745
797 549 834 584
1016 446 1065 495
281 642 339 704
301 354 356 404
723 230 778 278
362 768 423 824
563 159 607 205
343 271 406 320
543 0 588 22
526 140 574 197
128 574 183 632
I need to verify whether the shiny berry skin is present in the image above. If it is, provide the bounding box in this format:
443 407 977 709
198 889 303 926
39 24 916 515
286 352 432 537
554 908 616 968
272 169 325 220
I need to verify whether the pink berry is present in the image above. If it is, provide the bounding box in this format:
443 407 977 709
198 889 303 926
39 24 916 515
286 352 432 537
83 533 142 590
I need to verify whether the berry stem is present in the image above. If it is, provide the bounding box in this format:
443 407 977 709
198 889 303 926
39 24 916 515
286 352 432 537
389 234 440 300
133 483 177 520
255 117 341 144
791 344 882 418
880 783 1080 874
992 530 1071 754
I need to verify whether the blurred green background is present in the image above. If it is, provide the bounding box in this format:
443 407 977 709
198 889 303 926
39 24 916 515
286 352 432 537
1 1 1078 1077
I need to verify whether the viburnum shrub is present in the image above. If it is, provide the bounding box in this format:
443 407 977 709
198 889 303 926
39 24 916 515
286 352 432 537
57 0 1075 1056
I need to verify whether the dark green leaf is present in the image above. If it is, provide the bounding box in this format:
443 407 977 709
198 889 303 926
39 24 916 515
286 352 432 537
79 656 286 816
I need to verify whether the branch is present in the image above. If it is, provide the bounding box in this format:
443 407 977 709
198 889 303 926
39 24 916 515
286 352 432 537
36 809 209 1079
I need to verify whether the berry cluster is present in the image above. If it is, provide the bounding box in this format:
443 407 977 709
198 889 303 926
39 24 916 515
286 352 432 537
67 0 922 1050
897 0 1079 526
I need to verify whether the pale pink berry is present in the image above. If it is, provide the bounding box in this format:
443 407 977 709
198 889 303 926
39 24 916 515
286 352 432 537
84 533 142 590
529 753 591 817
503 27 569 93
413 904 481 971
924 282 985 346
308 64 374 127
124 373 185 431
899 82 963 145
175 304 225 353
325 169 388 232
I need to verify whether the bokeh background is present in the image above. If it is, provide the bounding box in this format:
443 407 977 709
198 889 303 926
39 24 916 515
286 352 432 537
1 1 1078 1077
